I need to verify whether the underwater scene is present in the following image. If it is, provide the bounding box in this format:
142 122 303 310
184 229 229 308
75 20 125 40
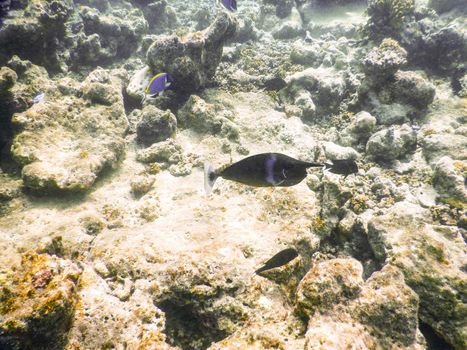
0 0 466 349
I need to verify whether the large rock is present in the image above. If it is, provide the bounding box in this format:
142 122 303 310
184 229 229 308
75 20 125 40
177 95 239 140
73 5 148 66
391 70 435 109
322 142 359 161
0 252 81 350
368 202 467 349
432 156 467 203
136 105 177 146
366 124 417 161
146 11 236 94
420 132 467 164
10 66 128 194
340 111 377 146
272 7 304 40
297 258 423 349
362 38 408 84
400 14 467 73
281 67 347 120
296 258 364 317
66 266 176 350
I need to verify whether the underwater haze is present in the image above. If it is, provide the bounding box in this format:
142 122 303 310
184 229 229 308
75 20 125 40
0 0 466 349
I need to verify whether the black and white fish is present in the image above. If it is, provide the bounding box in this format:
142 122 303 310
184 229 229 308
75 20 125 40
204 153 322 195
255 248 299 275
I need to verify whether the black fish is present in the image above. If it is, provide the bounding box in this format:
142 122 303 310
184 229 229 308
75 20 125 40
325 159 358 177
255 248 299 275
204 153 322 194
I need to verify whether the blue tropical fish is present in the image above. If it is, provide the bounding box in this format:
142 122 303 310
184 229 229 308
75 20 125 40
145 72 172 97
221 0 237 12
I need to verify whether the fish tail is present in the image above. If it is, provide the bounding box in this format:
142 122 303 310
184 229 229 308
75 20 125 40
254 266 266 275
305 162 325 168
204 162 218 195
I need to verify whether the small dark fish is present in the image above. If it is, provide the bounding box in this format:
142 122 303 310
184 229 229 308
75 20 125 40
262 77 287 91
204 153 323 195
255 248 299 275
144 73 172 102
221 0 237 12
325 159 358 177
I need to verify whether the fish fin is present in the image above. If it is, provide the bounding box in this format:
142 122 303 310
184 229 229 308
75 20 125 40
254 266 267 275
204 162 218 195
158 90 164 97
141 94 147 105
306 162 325 168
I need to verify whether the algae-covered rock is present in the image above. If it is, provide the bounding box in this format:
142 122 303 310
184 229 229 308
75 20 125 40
66 266 176 350
349 265 419 346
130 174 156 196
420 132 467 164
272 7 303 40
392 70 435 109
322 142 359 161
340 111 377 146
366 124 417 161
74 5 148 66
432 156 467 203
136 138 183 164
400 14 467 73
0 0 74 72
136 105 177 146
178 95 239 140
281 67 347 119
305 318 377 350
368 202 467 349
10 67 128 194
0 173 22 201
146 11 236 94
298 259 423 349
296 258 364 317
1 56 55 116
0 252 81 350
140 0 178 34
362 38 407 84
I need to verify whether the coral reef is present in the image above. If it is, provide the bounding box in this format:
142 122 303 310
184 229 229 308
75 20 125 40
9 64 128 194
0 0 466 349
364 0 415 41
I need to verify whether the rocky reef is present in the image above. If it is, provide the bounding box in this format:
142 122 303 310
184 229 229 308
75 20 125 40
0 0 466 349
